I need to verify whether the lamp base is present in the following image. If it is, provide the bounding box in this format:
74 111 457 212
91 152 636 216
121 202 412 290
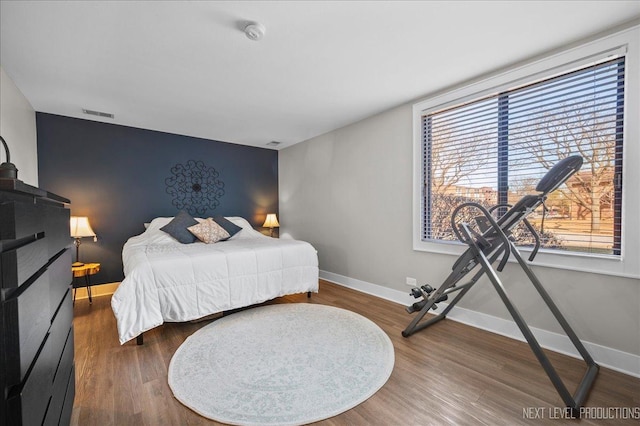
0 162 18 179
72 261 85 267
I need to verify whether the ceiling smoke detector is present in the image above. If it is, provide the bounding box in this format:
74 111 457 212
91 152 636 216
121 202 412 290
244 22 265 41
266 141 281 147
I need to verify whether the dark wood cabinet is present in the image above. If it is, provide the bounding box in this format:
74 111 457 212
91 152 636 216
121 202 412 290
1 178 74 426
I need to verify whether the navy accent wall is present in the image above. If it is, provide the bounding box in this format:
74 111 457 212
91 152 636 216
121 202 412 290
36 113 278 284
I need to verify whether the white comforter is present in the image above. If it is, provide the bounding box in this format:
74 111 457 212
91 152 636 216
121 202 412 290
111 217 319 344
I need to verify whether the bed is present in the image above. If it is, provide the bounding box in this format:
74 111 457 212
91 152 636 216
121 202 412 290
111 216 319 344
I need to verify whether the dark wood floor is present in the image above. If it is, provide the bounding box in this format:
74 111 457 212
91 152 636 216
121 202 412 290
71 280 639 425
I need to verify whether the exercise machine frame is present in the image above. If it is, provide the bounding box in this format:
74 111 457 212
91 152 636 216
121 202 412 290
403 156 598 414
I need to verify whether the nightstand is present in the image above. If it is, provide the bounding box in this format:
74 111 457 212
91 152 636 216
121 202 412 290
72 262 100 304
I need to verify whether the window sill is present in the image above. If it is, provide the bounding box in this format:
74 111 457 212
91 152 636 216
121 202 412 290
413 239 638 279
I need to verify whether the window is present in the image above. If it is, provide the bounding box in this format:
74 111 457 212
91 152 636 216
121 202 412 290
413 26 640 278
422 57 624 256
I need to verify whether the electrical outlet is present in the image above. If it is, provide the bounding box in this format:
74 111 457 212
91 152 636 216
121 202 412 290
405 277 417 287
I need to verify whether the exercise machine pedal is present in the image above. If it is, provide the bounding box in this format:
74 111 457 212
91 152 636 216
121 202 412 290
409 284 435 299
405 289 449 314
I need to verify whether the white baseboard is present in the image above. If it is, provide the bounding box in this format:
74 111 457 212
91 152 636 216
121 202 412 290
319 270 640 378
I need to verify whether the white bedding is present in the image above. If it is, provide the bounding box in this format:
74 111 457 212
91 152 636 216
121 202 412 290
111 217 319 344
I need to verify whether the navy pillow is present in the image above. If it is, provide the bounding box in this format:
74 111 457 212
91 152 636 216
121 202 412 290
213 216 243 240
161 210 199 243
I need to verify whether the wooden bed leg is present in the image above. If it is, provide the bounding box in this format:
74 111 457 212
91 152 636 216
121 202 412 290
136 333 144 345
307 291 311 298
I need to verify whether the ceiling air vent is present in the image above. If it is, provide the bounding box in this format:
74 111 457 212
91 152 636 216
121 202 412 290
266 141 281 147
82 108 114 119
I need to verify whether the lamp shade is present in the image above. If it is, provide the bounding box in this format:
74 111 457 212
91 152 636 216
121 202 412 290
262 213 280 228
70 216 96 238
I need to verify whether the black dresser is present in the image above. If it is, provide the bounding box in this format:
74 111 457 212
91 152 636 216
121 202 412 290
1 178 74 426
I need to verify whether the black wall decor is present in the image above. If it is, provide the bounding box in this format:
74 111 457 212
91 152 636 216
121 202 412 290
166 160 225 215
37 113 278 285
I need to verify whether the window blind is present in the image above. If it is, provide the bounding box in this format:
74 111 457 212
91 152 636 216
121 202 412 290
422 57 625 256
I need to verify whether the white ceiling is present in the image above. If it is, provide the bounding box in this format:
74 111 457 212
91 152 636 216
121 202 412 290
1 1 639 150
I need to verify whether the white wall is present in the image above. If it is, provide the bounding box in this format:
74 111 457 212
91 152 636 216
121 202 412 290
0 65 38 186
280 103 639 355
279 29 640 372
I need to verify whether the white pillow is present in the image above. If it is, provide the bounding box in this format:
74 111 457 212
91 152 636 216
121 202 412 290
145 216 204 232
145 217 174 232
225 216 268 240
225 216 253 229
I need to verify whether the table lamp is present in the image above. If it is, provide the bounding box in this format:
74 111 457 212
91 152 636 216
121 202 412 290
70 216 97 266
262 213 280 237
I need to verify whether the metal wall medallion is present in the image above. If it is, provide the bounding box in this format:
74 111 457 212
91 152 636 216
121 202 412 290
165 160 225 216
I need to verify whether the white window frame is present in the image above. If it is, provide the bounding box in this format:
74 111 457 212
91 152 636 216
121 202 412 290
413 25 640 279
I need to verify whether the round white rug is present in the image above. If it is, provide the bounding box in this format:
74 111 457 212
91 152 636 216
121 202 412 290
168 303 395 425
